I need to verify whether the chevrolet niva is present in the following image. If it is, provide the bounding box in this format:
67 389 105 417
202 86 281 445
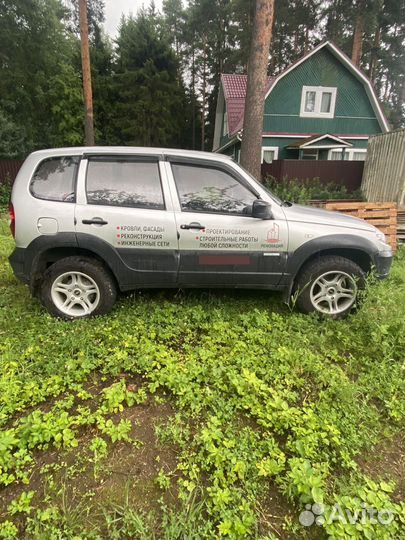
9 147 392 319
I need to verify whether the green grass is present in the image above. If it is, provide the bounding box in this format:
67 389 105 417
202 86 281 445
0 211 404 539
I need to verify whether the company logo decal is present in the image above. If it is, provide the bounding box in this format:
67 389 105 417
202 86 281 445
266 223 280 244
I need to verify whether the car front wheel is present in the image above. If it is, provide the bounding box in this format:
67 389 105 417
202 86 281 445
40 256 117 319
294 255 365 318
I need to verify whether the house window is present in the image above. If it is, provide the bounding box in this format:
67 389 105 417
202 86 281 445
328 149 367 161
304 90 316 113
330 150 343 160
301 149 318 160
261 146 279 164
352 150 367 161
300 86 337 119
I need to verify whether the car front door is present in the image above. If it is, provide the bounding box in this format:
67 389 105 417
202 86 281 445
165 158 288 287
75 154 179 287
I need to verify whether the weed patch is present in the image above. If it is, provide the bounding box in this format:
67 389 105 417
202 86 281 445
1 213 404 539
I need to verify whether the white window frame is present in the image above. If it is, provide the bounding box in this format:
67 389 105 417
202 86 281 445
261 146 279 164
327 148 367 161
300 86 337 119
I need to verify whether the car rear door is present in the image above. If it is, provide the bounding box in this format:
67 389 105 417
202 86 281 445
75 154 179 287
164 157 288 287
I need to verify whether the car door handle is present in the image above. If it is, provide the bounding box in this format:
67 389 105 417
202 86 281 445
180 222 205 230
82 217 108 225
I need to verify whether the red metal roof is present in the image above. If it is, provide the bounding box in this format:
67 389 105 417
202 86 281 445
221 74 247 99
221 74 275 136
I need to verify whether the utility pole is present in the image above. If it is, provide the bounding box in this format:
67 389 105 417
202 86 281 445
79 0 95 145
240 0 275 181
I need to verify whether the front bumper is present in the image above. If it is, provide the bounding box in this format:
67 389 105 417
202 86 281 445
373 249 393 279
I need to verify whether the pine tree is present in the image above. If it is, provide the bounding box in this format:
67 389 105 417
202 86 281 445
113 9 191 147
65 0 105 44
351 0 366 65
240 0 275 179
162 0 186 58
0 0 84 155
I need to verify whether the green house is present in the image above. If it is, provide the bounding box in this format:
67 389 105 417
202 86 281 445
213 41 389 164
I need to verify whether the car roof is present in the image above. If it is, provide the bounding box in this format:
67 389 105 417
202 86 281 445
29 146 233 162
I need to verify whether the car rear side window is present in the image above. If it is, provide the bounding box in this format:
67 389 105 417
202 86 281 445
171 163 257 214
30 156 79 202
86 158 165 210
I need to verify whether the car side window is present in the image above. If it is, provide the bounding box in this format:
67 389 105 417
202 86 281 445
171 163 257 215
30 156 79 202
86 157 165 210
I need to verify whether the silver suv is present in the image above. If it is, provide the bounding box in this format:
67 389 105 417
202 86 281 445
9 147 393 319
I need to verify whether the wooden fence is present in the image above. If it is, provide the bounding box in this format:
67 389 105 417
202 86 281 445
0 160 23 185
262 159 364 192
325 202 398 251
361 129 405 204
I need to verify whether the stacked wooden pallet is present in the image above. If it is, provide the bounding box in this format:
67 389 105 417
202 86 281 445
397 207 405 245
324 202 398 252
309 198 362 208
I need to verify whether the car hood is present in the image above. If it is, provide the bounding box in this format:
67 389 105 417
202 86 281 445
282 203 376 232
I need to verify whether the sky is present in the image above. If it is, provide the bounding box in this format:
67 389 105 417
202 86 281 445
104 0 163 37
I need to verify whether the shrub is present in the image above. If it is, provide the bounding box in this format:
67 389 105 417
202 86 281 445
0 184 11 209
263 175 363 204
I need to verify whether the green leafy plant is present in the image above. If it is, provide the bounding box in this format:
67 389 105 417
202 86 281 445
0 520 18 539
263 174 363 204
101 380 146 413
7 490 35 515
284 458 327 504
96 417 133 443
0 184 11 209
155 468 172 491
89 437 108 480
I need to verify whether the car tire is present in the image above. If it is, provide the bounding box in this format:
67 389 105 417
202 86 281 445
294 255 365 318
40 256 117 320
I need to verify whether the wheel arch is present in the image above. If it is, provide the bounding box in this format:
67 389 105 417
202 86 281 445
24 234 123 295
283 234 376 299
296 247 372 277
31 246 119 296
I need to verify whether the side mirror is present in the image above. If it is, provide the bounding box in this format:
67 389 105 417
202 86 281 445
252 199 273 220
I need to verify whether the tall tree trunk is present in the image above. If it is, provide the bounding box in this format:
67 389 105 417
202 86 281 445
400 78 405 107
294 29 299 51
79 0 95 145
191 46 196 150
383 75 390 101
304 25 309 54
351 4 365 66
369 26 381 84
201 38 207 151
240 0 275 181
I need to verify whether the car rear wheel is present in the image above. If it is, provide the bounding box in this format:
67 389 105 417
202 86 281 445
294 255 365 318
40 256 117 319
